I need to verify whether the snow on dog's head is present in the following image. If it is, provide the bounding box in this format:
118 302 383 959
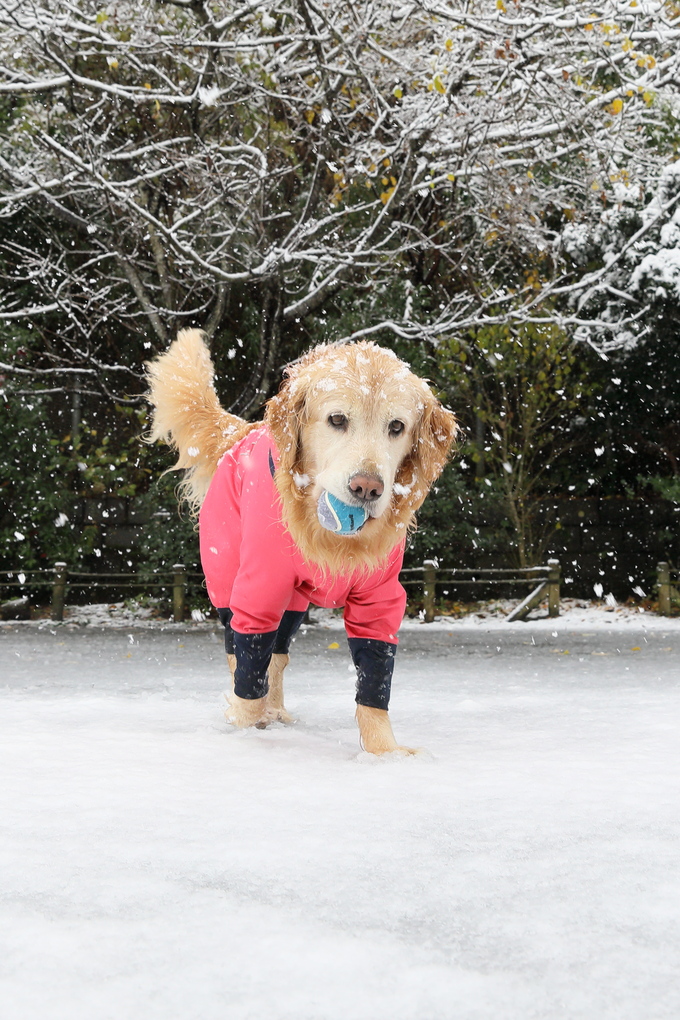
265 341 458 574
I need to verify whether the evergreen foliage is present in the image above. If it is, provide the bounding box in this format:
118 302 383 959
1 1 680 591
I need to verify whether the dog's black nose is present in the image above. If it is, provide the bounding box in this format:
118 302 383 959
348 473 384 502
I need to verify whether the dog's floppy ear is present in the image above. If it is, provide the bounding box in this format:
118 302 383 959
394 392 458 514
264 370 308 482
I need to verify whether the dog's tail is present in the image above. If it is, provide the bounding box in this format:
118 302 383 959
145 328 257 510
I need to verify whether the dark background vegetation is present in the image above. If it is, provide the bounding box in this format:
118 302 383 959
2 1 680 610
3 306 678 607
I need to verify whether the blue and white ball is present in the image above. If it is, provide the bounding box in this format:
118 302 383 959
317 490 367 535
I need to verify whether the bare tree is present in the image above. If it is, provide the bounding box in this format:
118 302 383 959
1 0 679 406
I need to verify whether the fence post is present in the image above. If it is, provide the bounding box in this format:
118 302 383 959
51 562 68 622
547 558 561 618
423 559 437 623
172 564 186 623
657 561 671 616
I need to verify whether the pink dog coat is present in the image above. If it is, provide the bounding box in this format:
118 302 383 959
199 426 407 708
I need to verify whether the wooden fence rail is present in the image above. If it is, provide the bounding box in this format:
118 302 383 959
12 555 680 623
4 556 678 622
399 559 561 622
1 560 563 625
0 564 204 623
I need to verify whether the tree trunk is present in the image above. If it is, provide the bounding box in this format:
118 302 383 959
231 276 283 418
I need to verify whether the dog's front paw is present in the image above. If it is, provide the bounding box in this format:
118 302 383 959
225 693 274 729
355 705 421 756
366 743 422 756
269 706 295 724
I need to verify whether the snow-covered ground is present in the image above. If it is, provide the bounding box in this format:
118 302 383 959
1 614 679 1019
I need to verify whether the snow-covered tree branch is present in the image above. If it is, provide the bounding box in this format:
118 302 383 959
1 0 680 406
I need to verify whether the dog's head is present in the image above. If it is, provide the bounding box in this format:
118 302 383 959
265 342 457 573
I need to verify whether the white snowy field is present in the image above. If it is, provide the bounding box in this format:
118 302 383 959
1 619 680 1020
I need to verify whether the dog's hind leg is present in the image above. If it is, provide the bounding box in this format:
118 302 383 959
266 653 294 723
227 653 237 695
261 609 305 724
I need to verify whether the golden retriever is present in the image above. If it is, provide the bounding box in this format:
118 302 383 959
146 330 456 754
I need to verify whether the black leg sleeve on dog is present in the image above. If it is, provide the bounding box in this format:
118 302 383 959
232 629 278 700
217 608 235 654
347 638 395 711
218 607 306 664
218 610 278 699
273 609 307 654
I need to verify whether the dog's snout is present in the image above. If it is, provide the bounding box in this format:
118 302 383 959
348 473 384 502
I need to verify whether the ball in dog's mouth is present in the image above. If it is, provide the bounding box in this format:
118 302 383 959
316 490 368 535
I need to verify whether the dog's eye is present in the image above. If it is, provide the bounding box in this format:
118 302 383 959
388 420 405 437
328 413 348 429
